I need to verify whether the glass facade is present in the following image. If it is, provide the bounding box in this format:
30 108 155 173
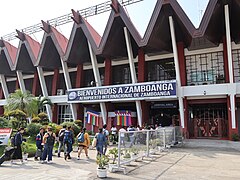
58 104 73 124
232 49 240 82
185 52 225 85
147 58 176 82
112 64 138 85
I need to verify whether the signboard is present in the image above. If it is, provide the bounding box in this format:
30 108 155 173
0 128 12 146
68 80 176 103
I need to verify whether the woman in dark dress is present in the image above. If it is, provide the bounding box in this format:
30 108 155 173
12 127 25 163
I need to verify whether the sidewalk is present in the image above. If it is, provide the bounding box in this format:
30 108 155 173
1 140 240 180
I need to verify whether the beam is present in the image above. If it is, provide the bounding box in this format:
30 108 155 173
16 71 26 92
225 4 236 129
61 59 77 120
169 16 185 128
0 74 9 98
37 66 52 121
87 40 107 125
124 27 142 127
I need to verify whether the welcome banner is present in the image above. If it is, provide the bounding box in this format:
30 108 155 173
0 128 12 146
68 80 176 103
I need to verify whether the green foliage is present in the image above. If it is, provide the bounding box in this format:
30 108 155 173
38 112 48 119
4 89 38 117
108 148 118 164
130 147 139 155
55 125 63 136
31 117 40 123
34 95 53 113
0 117 9 128
87 130 93 135
74 119 82 127
8 118 19 130
123 149 131 159
7 109 27 128
96 155 109 169
48 123 58 133
26 123 43 137
0 146 6 156
21 142 29 154
61 122 80 136
231 133 240 141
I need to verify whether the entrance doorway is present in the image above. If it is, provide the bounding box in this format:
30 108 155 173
188 104 228 138
150 101 179 127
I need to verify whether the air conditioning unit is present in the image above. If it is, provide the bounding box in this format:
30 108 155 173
57 89 64 95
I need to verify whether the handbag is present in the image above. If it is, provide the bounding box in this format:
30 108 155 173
92 133 98 147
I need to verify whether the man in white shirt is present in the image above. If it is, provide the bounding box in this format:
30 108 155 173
111 125 117 143
119 126 126 147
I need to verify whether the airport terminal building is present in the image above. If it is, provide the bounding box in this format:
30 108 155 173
0 0 240 139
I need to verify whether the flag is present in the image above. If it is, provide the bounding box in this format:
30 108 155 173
86 110 100 126
115 110 132 126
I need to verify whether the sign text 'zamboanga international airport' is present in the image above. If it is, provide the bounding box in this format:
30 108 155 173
68 80 176 103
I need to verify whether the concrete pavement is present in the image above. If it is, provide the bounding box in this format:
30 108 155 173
1 140 240 180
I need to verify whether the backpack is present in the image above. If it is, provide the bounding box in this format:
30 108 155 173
46 133 55 146
10 134 16 147
78 133 85 143
59 130 65 142
63 131 72 144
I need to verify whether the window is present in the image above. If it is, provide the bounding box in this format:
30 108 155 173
185 51 225 85
58 105 73 124
147 58 176 81
112 64 138 85
232 49 240 82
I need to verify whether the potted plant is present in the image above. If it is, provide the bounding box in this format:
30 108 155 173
130 147 139 160
107 148 118 172
21 142 29 161
96 155 109 178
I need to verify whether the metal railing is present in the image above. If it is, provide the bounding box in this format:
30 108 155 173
2 0 144 41
110 126 183 174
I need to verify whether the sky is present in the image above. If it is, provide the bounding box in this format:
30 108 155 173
0 0 209 46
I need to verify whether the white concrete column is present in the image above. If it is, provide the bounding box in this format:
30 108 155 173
0 74 9 98
37 66 52 121
61 59 77 120
124 27 142 127
87 40 107 125
225 4 236 129
230 94 236 128
169 16 185 128
225 5 234 84
16 70 26 93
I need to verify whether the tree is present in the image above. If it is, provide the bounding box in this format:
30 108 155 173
4 89 38 117
34 95 53 113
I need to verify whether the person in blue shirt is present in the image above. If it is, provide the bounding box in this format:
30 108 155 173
63 126 74 160
96 128 106 156
34 127 44 161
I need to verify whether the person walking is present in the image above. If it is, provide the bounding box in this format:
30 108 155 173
77 128 90 160
57 125 66 157
96 128 106 156
128 125 135 147
103 124 109 155
11 127 25 164
34 127 44 161
119 126 126 147
111 125 117 143
63 126 74 160
41 127 56 164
